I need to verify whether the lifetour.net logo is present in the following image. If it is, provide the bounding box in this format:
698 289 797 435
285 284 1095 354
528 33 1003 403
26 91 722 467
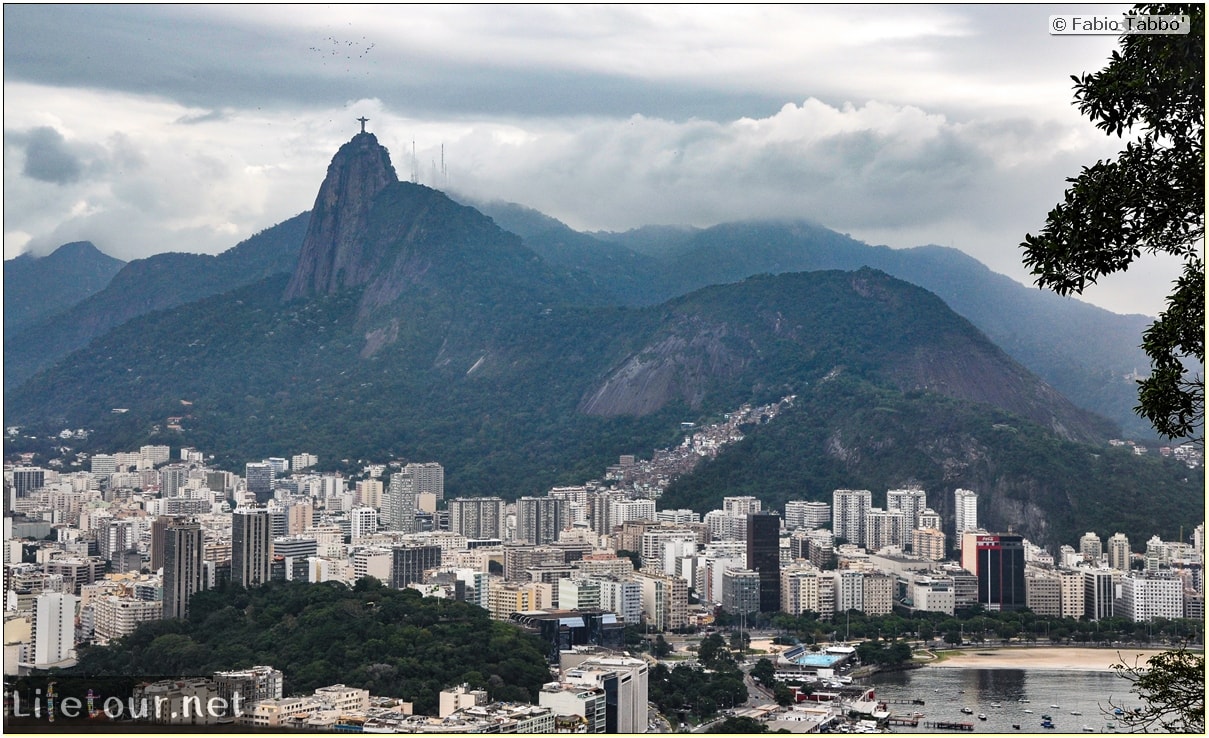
5 676 248 727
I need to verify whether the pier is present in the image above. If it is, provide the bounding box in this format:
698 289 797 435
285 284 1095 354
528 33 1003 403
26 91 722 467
924 720 975 731
883 698 926 705
886 716 920 726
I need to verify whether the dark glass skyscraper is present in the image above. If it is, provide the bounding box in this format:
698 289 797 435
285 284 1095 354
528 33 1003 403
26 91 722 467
163 520 204 618
962 532 1026 611
232 508 272 588
746 512 782 612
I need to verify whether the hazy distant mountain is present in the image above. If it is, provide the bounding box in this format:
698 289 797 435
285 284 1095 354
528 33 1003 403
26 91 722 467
2 213 310 390
8 132 1200 547
3 240 125 334
469 203 1156 439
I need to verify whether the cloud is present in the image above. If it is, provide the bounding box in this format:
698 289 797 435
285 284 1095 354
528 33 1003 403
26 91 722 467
18 126 85 184
4 4 1175 316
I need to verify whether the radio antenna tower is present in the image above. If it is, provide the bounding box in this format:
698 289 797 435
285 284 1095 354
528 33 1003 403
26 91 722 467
411 139 418 184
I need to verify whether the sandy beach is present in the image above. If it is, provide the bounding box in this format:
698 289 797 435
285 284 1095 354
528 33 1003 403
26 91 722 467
926 646 1167 671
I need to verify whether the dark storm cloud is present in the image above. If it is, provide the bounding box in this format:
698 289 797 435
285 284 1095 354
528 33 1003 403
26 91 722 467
18 127 84 184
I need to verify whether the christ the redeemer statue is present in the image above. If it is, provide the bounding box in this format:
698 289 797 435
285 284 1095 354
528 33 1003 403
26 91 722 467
357 116 369 133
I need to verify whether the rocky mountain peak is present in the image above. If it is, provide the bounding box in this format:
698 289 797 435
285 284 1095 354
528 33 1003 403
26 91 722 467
284 132 398 300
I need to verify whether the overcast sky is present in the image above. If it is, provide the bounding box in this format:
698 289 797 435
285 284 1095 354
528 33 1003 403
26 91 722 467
3 3 1184 316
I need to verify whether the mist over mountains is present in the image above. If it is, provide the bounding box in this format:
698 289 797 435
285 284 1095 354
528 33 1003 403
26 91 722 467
4 132 1200 547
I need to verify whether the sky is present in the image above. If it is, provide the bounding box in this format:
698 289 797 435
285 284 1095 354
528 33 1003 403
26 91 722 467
2 3 1188 317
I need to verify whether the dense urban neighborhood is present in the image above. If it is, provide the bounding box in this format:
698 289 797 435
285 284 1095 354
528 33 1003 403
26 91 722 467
4 403 1203 732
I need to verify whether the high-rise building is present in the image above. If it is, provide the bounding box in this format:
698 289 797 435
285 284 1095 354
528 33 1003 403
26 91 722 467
863 507 907 553
832 489 872 545
953 489 978 535
448 496 506 540
149 515 171 572
961 532 1025 611
1107 532 1132 571
33 592 78 667
1058 569 1085 618
232 508 272 588
12 466 46 498
562 655 648 735
1079 532 1104 562
608 499 656 529
349 507 378 541
784 500 830 531
160 464 189 498
404 462 445 501
244 463 275 502
355 479 383 509
391 544 442 588
918 508 942 531
886 488 927 529
1118 572 1184 622
655 509 700 525
721 568 761 615
516 496 565 545
291 453 318 472
633 572 688 630
911 528 946 561
90 454 118 476
141 445 171 466
780 564 823 615
98 518 137 565
381 472 417 533
746 512 781 612
1083 569 1115 620
163 520 205 619
723 496 762 516
640 528 698 577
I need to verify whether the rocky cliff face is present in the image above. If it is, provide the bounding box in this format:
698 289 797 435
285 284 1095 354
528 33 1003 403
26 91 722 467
284 133 398 300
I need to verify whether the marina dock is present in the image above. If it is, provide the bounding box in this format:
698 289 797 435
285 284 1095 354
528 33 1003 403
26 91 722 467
924 720 975 731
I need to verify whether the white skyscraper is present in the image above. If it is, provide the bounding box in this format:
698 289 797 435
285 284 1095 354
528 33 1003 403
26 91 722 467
832 489 872 545
723 496 762 516
349 507 378 541
1107 532 1132 571
33 592 78 667
953 489 978 535
784 500 831 531
886 488 927 529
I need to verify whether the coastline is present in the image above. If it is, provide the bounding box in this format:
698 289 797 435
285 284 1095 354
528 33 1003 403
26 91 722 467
924 646 1168 671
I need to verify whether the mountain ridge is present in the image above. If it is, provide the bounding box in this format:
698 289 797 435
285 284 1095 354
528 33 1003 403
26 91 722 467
3 240 126 334
465 200 1157 438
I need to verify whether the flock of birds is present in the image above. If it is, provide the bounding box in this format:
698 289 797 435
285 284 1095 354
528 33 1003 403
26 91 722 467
308 35 376 72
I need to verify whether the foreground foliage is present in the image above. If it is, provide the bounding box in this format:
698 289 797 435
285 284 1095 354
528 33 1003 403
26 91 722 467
1021 3 1204 441
72 578 551 714
1110 647 1205 733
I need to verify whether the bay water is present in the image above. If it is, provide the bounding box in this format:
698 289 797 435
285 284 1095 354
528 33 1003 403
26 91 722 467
865 667 1148 734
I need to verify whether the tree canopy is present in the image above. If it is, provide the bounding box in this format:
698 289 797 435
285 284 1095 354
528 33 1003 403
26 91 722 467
1021 3 1204 441
1110 647 1205 733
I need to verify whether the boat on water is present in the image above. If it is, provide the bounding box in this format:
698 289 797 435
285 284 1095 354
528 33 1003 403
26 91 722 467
960 707 974 715
978 714 987 721
1041 714 1053 720
991 703 1002 708
1070 711 1082 716
1041 719 1056 729
1011 725 1021 730
1023 709 1033 714
1050 704 1061 709
1082 726 1094 732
